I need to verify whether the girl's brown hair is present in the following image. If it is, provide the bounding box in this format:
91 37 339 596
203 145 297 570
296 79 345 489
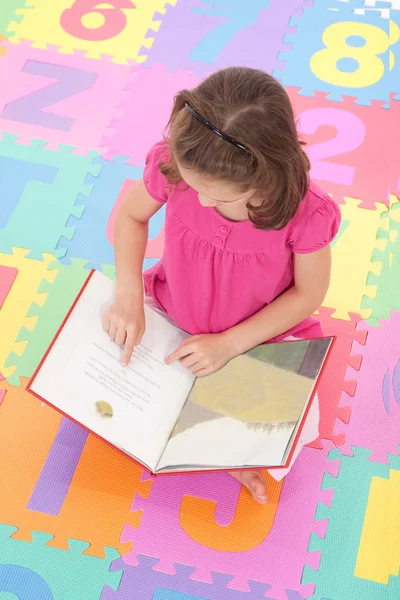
160 67 310 231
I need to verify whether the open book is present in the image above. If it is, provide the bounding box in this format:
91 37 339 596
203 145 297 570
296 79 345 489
27 270 334 475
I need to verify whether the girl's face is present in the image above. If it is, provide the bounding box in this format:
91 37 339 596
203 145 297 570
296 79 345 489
177 163 256 209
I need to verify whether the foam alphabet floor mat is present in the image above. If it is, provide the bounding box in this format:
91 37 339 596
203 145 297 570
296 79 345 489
0 1 399 598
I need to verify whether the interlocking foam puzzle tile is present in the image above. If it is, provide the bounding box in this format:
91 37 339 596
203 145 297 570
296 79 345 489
153 593 305 600
273 2 392 106
56 156 148 268
0 378 152 557
309 308 367 449
28 417 90 516
121 446 334 599
355 459 400 584
334 310 400 462
0 40 133 154
286 87 391 208
7 0 177 64
0 248 56 379
0 264 18 309
338 0 392 9
302 447 400 598
321 196 386 320
0 373 6 407
0 0 31 39
5 259 89 385
0 523 122 599
389 99 400 195
141 0 312 77
0 34 7 57
389 6 400 101
103 555 306 600
101 64 201 165
0 1 398 598
361 197 400 323
0 133 101 259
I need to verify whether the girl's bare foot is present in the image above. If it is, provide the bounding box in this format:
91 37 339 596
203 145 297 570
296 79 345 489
229 470 268 504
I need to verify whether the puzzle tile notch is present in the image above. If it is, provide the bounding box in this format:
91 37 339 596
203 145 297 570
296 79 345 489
99 63 202 166
322 197 387 320
0 523 122 598
0 248 56 380
302 446 400 599
286 87 392 210
0 133 101 260
0 0 32 40
0 377 153 558
4 258 89 385
361 198 400 325
334 310 400 463
355 449 400 585
104 554 273 600
56 154 144 269
273 4 391 107
0 40 135 155
120 446 333 599
309 307 367 449
140 0 313 78
7 0 178 64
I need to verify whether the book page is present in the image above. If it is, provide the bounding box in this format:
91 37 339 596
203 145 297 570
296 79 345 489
157 338 332 472
30 271 195 471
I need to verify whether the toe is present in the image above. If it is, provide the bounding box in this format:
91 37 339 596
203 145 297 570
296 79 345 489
248 472 266 496
229 470 268 504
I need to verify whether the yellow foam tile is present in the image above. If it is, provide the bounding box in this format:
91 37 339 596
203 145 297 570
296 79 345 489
322 197 387 320
0 249 57 379
355 469 400 584
8 0 177 64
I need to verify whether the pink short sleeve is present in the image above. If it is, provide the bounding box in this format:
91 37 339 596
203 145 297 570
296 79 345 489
143 141 169 203
288 192 341 254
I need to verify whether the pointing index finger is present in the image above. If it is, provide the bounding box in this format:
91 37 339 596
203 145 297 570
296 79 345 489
122 329 135 367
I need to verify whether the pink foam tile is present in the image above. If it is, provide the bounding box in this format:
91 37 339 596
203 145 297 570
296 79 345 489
308 308 366 449
0 40 132 154
335 312 400 462
121 446 335 599
101 64 202 165
0 265 18 309
389 98 400 197
0 373 4 406
286 89 391 209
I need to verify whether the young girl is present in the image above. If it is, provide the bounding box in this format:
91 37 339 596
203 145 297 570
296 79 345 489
103 67 340 504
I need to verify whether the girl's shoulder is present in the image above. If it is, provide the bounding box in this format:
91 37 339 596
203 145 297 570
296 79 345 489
146 140 169 163
143 141 171 203
287 180 341 254
293 180 339 222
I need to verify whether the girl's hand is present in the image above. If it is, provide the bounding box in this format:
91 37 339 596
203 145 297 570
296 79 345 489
165 333 235 377
102 297 145 366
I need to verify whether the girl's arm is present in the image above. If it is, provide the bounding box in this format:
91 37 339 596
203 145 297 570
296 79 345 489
103 179 163 365
114 178 162 302
225 245 332 355
166 246 332 376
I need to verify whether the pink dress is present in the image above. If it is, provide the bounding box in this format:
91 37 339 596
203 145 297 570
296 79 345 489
143 141 341 481
143 141 341 340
